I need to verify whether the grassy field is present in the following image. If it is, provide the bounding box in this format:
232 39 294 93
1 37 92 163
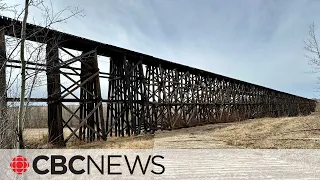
24 105 320 149
209 115 320 148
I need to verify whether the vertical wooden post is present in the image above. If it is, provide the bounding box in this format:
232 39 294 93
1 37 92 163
93 52 106 140
46 41 65 146
0 26 8 147
0 27 6 118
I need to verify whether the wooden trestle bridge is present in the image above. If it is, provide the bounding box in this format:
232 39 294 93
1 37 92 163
0 16 317 146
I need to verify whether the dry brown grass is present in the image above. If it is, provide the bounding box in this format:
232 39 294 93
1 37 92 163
208 106 320 149
24 128 154 149
210 115 320 148
67 135 154 149
24 128 73 149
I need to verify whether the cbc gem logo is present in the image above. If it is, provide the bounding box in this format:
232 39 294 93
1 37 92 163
10 155 30 175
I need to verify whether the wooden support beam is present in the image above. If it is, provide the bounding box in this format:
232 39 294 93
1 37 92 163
46 41 65 146
63 101 103 143
0 26 6 115
0 26 8 148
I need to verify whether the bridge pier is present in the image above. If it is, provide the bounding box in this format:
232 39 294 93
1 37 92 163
0 26 8 147
46 41 65 146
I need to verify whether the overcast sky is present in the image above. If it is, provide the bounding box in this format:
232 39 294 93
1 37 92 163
2 0 320 99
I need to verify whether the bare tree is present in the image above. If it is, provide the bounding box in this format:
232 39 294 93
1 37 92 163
16 0 30 149
0 0 82 148
305 22 320 92
0 0 18 149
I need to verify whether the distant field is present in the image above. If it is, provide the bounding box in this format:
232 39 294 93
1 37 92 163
24 104 320 149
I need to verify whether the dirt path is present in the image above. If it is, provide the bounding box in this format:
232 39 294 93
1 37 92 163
154 123 236 148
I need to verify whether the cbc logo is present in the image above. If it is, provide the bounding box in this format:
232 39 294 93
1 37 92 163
10 155 30 175
8 154 165 176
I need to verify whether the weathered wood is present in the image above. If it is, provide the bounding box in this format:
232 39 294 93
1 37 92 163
57 50 107 142
0 26 6 114
46 41 65 146
0 26 8 148
63 101 102 143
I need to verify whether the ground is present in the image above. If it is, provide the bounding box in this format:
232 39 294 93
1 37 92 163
24 107 320 149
